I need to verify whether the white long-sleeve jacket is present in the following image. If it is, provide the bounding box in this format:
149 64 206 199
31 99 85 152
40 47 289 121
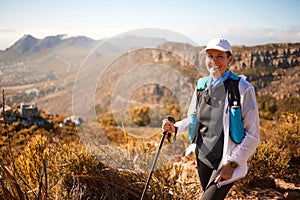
174 76 260 187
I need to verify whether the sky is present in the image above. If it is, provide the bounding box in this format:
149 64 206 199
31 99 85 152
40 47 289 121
1 0 300 50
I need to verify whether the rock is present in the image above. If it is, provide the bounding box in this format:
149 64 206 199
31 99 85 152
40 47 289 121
284 191 300 200
63 115 84 126
275 178 300 191
275 178 300 200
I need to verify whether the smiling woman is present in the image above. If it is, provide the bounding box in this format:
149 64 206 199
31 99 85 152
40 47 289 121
162 38 260 200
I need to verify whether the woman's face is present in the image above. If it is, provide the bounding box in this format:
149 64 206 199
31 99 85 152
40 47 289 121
205 49 233 78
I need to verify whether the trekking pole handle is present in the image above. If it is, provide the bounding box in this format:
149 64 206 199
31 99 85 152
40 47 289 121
165 115 175 124
163 115 176 143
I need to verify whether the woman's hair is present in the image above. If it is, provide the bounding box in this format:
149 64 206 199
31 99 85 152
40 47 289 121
227 51 232 57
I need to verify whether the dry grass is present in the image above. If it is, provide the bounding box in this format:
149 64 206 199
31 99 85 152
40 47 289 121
0 89 299 199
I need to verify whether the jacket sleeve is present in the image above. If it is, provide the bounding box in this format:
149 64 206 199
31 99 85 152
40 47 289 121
228 85 260 165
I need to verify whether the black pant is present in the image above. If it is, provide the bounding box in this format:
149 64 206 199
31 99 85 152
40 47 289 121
196 158 234 200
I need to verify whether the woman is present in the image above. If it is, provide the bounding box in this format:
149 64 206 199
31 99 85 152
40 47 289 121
162 38 260 199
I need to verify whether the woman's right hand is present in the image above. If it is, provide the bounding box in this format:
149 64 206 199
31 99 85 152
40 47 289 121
162 119 176 134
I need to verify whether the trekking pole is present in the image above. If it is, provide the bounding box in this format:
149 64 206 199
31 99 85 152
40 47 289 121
141 115 175 200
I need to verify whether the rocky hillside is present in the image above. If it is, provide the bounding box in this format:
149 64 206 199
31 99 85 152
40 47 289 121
156 42 300 100
0 35 299 115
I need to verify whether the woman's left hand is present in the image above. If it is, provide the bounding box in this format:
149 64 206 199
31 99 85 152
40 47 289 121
214 162 235 183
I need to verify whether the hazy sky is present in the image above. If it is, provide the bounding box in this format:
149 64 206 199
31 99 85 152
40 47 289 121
1 0 299 50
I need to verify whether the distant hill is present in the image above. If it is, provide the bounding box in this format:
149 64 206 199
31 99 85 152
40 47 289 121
0 34 167 62
0 34 169 114
0 34 299 116
9 34 39 54
0 34 96 62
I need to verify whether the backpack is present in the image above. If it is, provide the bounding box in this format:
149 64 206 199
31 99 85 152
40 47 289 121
188 72 245 144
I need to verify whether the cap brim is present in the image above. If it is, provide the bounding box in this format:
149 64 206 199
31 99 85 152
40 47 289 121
202 46 231 53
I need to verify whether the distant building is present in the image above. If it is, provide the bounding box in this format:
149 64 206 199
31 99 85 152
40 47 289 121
25 88 39 95
19 102 39 120
0 103 45 126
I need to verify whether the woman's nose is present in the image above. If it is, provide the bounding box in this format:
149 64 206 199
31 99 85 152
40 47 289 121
209 58 218 64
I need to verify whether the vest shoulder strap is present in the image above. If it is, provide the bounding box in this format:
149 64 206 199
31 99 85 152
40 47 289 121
224 73 241 107
196 76 209 91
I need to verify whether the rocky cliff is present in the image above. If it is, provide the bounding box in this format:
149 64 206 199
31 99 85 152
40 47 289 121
156 42 300 101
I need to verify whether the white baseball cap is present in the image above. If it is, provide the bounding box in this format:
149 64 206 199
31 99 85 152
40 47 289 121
203 38 232 54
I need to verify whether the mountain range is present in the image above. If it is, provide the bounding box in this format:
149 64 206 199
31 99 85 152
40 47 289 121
0 34 299 116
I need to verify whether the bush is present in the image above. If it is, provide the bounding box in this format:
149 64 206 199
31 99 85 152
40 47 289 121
129 106 151 126
246 140 290 187
276 112 300 159
257 95 300 119
14 135 49 197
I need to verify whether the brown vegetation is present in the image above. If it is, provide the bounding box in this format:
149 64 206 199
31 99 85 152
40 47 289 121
1 96 299 199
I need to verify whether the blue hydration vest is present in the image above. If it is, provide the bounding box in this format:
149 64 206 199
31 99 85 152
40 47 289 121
188 72 245 144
